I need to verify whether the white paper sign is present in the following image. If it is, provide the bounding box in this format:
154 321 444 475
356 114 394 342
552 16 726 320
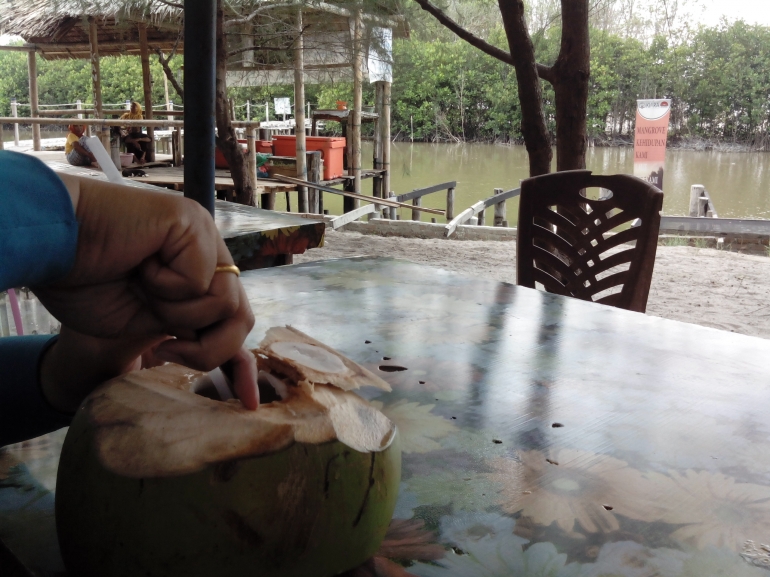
368 27 393 84
274 97 291 115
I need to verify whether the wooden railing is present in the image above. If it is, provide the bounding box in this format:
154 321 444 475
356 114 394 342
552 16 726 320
444 187 521 237
381 181 456 221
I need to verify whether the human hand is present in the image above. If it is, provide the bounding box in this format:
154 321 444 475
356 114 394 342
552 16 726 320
40 328 259 413
33 174 257 407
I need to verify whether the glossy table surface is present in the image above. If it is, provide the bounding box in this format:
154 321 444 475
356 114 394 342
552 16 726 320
3 257 770 576
45 161 326 266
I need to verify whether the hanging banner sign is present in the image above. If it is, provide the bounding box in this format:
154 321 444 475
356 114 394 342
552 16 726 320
633 99 671 191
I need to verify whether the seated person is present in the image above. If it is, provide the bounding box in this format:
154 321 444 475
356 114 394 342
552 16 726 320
65 124 97 167
120 101 152 164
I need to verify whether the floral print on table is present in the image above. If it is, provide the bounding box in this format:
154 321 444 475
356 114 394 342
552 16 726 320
5 257 770 576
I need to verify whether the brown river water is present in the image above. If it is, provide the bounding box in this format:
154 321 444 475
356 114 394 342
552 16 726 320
315 142 770 222
8 131 769 221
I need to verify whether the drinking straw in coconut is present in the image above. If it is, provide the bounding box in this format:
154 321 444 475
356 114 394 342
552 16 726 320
7 289 23 336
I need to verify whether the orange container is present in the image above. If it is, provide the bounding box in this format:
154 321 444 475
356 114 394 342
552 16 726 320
272 135 346 181
214 139 248 169
256 140 273 154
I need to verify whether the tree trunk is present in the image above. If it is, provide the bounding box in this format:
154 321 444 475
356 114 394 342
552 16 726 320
552 0 590 171
497 0 552 176
215 0 256 206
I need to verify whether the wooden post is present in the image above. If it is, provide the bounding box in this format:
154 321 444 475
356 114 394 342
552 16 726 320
307 151 321 213
246 126 257 185
446 186 455 222
285 191 292 212
161 53 173 122
139 22 155 162
382 81 391 203
493 187 506 226
259 128 270 141
0 125 4 150
294 8 308 214
372 82 383 202
411 197 422 221
27 51 40 151
138 23 155 161
478 208 486 226
88 18 108 150
350 9 363 209
689 184 705 217
172 128 182 166
11 98 19 146
388 191 397 220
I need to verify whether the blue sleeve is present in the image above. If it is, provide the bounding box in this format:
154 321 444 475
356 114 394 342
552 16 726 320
0 152 79 446
0 150 78 290
0 336 72 446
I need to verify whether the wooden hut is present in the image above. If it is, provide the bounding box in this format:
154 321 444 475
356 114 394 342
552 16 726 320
0 0 404 211
0 0 183 156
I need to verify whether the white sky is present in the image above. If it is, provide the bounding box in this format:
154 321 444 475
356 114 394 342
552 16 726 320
696 0 770 26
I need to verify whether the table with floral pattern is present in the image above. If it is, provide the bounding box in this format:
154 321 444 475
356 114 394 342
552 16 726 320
3 256 770 576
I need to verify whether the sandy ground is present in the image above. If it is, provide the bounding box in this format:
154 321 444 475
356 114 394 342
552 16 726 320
296 230 770 340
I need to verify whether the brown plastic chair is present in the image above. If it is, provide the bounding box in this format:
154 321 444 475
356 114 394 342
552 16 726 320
516 170 663 313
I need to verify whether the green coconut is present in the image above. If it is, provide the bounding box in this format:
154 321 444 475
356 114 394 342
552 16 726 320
56 327 400 577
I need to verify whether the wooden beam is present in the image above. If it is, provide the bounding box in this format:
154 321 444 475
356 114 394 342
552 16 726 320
138 23 155 162
0 45 35 52
331 204 375 229
351 9 363 207
396 181 457 203
27 51 40 151
273 174 446 215
294 7 308 213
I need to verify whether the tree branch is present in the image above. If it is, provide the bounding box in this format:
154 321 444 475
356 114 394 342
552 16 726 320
156 49 184 100
153 0 184 9
227 43 293 57
413 0 512 64
412 0 553 82
225 2 301 28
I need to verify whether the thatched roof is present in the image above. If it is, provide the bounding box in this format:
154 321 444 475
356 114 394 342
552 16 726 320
0 0 182 59
0 0 405 62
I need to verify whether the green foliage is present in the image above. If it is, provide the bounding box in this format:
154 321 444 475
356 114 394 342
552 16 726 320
0 50 183 116
3 19 770 145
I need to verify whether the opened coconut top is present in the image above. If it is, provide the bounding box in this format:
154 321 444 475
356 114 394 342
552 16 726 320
255 327 391 393
81 328 395 478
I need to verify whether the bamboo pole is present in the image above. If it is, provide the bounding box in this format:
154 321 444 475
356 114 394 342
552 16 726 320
294 7 308 213
88 18 108 150
381 81 391 206
246 126 257 184
138 23 155 161
351 9 363 209
27 51 40 151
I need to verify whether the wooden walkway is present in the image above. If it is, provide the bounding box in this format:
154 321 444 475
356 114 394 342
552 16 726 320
126 165 296 194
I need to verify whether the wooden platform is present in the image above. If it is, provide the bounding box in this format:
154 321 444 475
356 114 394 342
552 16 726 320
128 165 297 194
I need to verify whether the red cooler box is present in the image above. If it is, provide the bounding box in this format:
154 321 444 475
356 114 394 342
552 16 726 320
215 140 273 168
272 135 346 181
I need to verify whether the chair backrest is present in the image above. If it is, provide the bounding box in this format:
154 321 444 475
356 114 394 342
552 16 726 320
516 170 663 313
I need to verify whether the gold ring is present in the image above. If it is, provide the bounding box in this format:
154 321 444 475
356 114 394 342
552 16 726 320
215 264 241 277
